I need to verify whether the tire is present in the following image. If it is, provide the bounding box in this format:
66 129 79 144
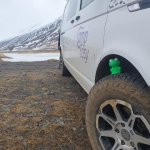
59 49 63 69
86 73 150 150
62 62 71 76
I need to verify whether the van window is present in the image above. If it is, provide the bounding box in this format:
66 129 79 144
80 0 94 9
66 0 78 21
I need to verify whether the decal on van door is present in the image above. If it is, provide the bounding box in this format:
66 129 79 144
77 27 89 63
109 0 126 9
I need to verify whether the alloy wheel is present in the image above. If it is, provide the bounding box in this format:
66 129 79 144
96 100 150 150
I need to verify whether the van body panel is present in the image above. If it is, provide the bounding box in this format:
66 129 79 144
104 6 150 87
61 0 150 93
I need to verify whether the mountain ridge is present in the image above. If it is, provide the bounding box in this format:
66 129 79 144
0 18 61 51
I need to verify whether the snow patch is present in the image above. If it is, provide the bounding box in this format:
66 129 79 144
2 53 60 62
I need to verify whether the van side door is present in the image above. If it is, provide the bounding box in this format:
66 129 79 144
74 0 108 85
61 0 108 92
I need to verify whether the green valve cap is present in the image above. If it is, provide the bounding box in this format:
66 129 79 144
109 58 122 75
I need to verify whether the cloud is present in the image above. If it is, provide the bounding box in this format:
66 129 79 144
31 0 66 24
0 0 66 41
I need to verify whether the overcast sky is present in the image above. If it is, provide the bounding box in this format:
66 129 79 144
0 0 66 41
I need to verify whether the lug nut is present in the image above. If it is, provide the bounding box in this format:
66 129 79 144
130 141 135 147
121 140 125 145
121 123 125 127
115 129 120 133
130 130 134 135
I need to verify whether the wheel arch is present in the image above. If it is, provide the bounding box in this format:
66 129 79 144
95 54 148 86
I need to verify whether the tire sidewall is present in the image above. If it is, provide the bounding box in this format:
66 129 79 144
86 74 150 150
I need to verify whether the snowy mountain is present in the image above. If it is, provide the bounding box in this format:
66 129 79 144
0 18 61 51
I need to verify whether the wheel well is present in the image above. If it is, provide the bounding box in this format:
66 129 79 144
95 55 147 85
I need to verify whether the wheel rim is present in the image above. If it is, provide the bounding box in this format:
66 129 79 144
96 100 150 150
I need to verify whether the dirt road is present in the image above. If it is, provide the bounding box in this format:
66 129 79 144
0 60 92 150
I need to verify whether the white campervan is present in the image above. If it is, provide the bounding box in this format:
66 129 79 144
59 0 150 149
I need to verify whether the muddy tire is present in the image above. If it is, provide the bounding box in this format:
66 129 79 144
62 63 71 76
86 73 150 150
59 49 63 69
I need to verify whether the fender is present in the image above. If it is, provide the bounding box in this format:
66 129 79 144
100 7 150 86
97 44 150 87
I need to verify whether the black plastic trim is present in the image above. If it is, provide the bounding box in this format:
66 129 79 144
140 0 150 10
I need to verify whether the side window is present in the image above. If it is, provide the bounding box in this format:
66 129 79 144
80 0 94 9
63 2 69 21
66 0 78 21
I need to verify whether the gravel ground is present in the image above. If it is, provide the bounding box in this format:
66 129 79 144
0 60 92 150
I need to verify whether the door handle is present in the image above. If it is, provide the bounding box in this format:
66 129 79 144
71 20 75 24
76 16 81 21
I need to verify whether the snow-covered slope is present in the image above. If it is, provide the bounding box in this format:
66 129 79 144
0 18 61 51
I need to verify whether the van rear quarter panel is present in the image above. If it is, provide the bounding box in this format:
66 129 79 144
103 6 150 86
